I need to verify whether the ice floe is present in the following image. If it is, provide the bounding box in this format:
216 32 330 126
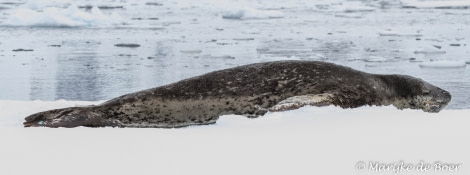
413 45 447 54
316 2 376 13
401 0 470 9
222 7 284 19
180 50 203 54
2 4 123 27
419 60 466 68
378 29 422 37
336 4 375 13
378 30 400 36
114 43 141 48
364 56 395 62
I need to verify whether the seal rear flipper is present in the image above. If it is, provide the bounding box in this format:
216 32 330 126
268 93 334 112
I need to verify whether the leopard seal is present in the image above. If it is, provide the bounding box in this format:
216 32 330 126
24 60 451 128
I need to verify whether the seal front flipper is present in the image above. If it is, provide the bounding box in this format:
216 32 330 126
268 93 334 112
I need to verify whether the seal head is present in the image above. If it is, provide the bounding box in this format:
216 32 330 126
24 107 122 128
378 75 451 113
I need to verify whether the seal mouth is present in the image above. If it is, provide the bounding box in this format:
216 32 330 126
420 92 451 113
24 121 53 128
24 113 62 128
23 107 77 128
424 103 446 113
24 113 47 127
417 80 451 113
24 122 41 127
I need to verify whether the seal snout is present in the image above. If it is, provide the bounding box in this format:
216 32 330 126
24 107 123 128
24 112 48 127
421 86 451 113
23 107 87 128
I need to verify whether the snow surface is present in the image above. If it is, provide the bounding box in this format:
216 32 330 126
1 100 469 175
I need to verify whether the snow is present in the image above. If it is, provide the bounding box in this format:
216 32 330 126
419 60 467 68
1 100 470 175
1 4 123 27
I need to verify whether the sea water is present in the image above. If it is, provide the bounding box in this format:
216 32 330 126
0 0 469 109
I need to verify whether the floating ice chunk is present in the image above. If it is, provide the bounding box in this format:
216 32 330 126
180 50 202 54
222 8 284 20
336 4 375 13
414 45 446 54
378 30 399 36
256 48 270 52
365 64 380 67
378 29 422 37
233 38 255 41
401 0 470 9
23 0 71 11
2 5 123 27
114 43 140 48
334 14 363 19
211 55 235 59
409 57 424 62
12 48 34 52
321 2 375 13
365 56 393 62
419 61 466 68
313 53 327 60
348 56 393 62
347 57 367 61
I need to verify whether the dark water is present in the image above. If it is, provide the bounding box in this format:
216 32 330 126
0 0 469 109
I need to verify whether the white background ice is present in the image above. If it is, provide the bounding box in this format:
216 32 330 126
0 100 469 175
